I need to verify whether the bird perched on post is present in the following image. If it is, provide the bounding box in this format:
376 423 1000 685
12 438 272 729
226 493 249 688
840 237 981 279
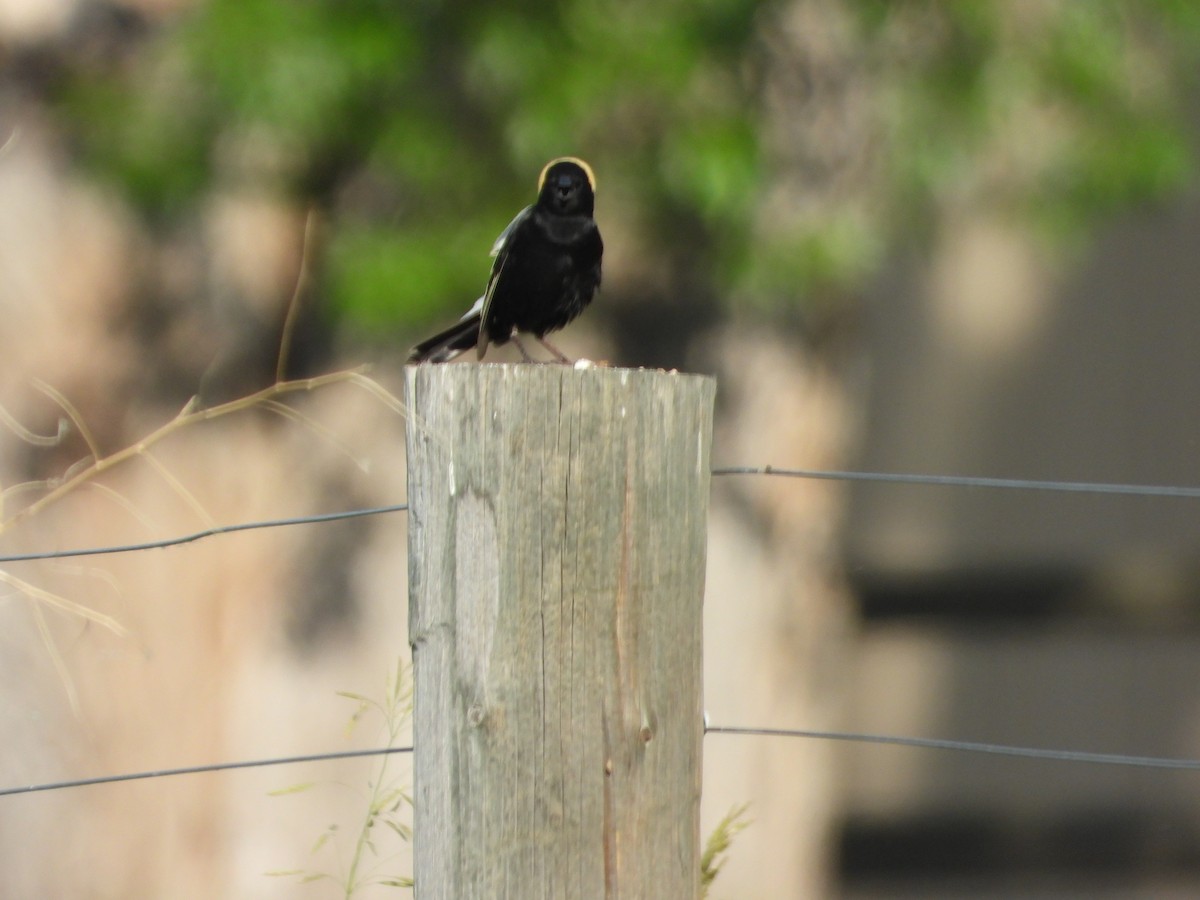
407 157 603 364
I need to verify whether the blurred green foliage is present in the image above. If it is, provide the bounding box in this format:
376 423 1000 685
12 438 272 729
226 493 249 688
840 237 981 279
56 0 1200 332
866 2 1200 246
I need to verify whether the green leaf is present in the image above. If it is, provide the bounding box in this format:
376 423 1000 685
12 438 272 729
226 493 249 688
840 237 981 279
700 803 751 897
379 876 415 888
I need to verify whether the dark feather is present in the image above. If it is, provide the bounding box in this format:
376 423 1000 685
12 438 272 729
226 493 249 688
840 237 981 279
408 158 602 364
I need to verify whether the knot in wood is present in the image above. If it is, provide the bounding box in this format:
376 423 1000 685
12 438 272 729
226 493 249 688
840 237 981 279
466 702 486 727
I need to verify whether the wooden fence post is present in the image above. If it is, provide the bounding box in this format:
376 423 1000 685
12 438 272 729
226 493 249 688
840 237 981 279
405 364 715 899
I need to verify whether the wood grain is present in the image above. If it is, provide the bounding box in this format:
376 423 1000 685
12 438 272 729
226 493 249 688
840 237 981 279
405 364 715 899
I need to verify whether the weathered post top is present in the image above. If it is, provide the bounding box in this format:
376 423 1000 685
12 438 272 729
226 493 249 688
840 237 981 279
405 363 715 899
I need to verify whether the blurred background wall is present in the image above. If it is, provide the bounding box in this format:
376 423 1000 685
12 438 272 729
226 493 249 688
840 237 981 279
0 1 1199 897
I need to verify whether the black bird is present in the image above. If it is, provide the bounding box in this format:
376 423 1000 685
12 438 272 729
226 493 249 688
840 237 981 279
407 157 603 364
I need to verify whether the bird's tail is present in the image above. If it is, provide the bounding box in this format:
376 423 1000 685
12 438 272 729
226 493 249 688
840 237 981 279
407 312 482 363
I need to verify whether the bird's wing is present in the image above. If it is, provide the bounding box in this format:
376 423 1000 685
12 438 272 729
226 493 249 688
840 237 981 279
476 205 531 357
489 205 530 258
460 295 485 320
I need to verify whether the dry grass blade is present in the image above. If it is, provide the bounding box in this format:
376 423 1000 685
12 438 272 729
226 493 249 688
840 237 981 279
0 402 67 447
1 367 384 533
31 378 100 462
2 478 62 504
276 208 321 384
30 601 80 713
0 126 18 157
85 482 161 534
260 399 370 473
343 372 406 418
138 450 214 528
0 568 126 635
0 366 407 721
47 560 126 603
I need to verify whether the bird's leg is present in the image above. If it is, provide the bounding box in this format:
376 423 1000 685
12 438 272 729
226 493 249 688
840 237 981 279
510 332 538 362
535 335 573 364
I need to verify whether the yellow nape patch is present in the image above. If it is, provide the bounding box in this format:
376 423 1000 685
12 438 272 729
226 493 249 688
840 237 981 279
538 157 596 192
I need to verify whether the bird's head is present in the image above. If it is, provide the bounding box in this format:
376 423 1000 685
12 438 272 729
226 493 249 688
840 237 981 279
537 157 596 217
